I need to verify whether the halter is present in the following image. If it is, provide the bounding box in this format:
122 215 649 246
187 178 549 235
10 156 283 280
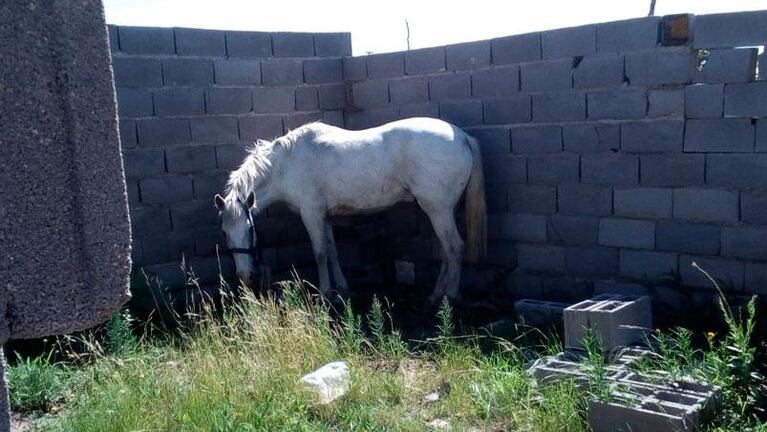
225 197 262 262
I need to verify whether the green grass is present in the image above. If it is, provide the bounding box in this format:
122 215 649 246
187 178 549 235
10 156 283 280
7 273 767 431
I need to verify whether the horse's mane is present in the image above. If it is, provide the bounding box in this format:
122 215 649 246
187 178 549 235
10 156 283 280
224 122 326 207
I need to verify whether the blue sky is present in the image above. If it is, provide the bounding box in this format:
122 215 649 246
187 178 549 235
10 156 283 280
104 0 766 55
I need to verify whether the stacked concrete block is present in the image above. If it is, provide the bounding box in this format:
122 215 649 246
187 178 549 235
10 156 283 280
564 294 652 351
514 299 570 327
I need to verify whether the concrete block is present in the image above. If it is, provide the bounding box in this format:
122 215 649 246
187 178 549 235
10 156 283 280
558 185 612 216
342 57 367 81
680 255 744 291
465 127 510 157
501 213 547 242
594 281 648 296
562 123 619 152
165 145 216 173
724 82 767 117
625 48 695 85
745 263 767 295
673 188 739 222
122 148 165 178
641 155 704 187
118 26 174 55
622 119 684 152
399 102 439 119
508 185 557 214
171 200 219 233
214 60 261 85
272 32 314 57
322 110 345 127
693 10 767 49
472 65 519 98
446 41 491 71
191 116 239 143
596 17 660 53
107 24 119 52
136 118 191 147
389 76 428 105
528 154 580 184
707 155 767 189
295 86 319 111
685 84 723 118
174 28 225 56
511 125 561 153
119 120 137 149
225 31 272 57
404 46 445 75
192 171 229 199
366 52 404 78
239 115 283 141
483 155 526 186
112 57 163 88
283 112 322 130
439 100 482 127
140 175 193 204
684 119 754 152
573 54 624 89
587 88 646 120
542 25 596 59
215 144 249 169
514 299 569 327
742 190 767 224
428 72 471 101
319 84 346 110
507 270 544 298
207 87 252 115
588 389 705 432
599 218 655 249
130 205 171 237
520 59 572 92
153 88 205 117
656 221 720 255
566 247 619 276
721 226 767 260
757 119 767 153
492 32 541 65
564 294 652 351
261 59 304 86
253 87 295 114
162 58 214 86
532 91 585 122
518 244 566 272
647 89 684 118
483 96 531 125
116 88 153 118
582 154 638 185
620 250 677 281
661 13 693 46
696 48 757 84
352 79 388 108
548 215 599 246
304 58 343 84
614 188 672 219
313 33 352 57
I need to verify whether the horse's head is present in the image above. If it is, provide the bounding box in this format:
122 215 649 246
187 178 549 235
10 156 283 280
214 191 257 288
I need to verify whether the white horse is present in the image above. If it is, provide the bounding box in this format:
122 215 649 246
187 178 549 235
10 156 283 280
214 117 486 303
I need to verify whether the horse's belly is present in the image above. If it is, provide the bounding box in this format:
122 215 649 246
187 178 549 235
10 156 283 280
326 182 413 215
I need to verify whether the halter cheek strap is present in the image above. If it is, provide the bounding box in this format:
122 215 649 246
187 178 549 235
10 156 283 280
226 197 262 262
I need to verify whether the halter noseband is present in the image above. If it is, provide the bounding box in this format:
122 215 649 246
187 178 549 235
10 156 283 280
225 197 262 262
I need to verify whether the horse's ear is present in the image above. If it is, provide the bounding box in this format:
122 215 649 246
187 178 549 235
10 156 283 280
214 194 226 210
246 191 255 208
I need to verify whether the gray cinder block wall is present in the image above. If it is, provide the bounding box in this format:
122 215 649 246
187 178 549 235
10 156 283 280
111 26 351 299
114 11 767 322
340 11 767 321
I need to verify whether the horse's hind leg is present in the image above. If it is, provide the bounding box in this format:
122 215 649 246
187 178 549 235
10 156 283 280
424 208 464 304
300 209 332 295
325 223 350 295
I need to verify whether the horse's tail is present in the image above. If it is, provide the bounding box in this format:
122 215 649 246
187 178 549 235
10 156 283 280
464 134 487 264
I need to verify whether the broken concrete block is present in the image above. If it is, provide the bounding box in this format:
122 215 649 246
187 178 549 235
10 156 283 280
564 294 652 351
300 361 350 404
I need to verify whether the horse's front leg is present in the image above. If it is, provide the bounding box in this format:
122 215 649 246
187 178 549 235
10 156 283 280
325 223 350 296
300 209 332 295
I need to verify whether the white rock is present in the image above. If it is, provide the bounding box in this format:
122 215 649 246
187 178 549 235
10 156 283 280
427 419 450 430
300 361 350 404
